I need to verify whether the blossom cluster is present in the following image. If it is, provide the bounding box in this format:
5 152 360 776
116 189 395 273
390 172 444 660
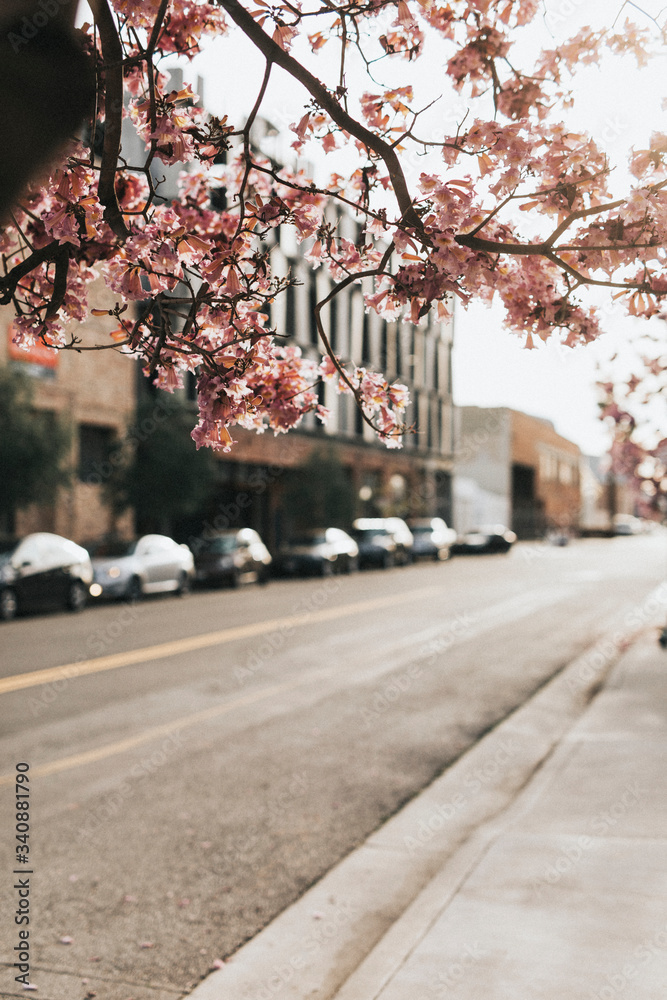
1 0 665 453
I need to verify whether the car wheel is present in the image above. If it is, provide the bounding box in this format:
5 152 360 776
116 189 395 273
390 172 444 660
382 552 395 570
126 577 143 603
67 580 87 612
258 566 270 585
320 560 334 577
347 556 359 574
176 571 191 596
0 588 18 621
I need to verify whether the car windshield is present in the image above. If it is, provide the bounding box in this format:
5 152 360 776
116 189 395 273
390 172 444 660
201 536 238 554
88 540 134 558
410 526 433 535
291 534 327 546
353 528 389 539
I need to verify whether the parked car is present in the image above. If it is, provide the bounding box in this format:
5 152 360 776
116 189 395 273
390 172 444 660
194 528 272 587
88 534 194 601
276 528 359 576
613 514 643 536
407 518 457 561
349 524 398 569
353 517 414 565
0 533 93 621
451 525 517 555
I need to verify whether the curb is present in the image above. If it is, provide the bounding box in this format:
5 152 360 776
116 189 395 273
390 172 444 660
185 586 667 1000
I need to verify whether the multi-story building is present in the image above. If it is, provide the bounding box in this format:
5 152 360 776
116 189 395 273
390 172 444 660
453 406 582 538
191 214 455 549
1 284 135 542
2 89 455 546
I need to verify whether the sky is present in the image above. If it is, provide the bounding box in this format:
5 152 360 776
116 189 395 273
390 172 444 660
184 0 667 456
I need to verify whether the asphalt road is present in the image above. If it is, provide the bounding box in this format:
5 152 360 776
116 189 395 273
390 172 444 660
0 535 665 1000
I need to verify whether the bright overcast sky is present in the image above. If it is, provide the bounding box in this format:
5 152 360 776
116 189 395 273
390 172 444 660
186 0 667 456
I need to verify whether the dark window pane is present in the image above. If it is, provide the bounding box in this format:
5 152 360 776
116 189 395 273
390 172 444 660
79 424 114 483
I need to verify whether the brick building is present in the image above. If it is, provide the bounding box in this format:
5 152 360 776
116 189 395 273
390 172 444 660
1 283 135 542
453 406 582 538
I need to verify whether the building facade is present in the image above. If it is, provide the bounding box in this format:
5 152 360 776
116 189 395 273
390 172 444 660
453 406 582 538
2 238 455 547
165 220 455 552
1 283 135 542
2 88 455 547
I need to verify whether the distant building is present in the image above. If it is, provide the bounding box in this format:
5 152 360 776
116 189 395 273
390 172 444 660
453 407 582 538
1 284 135 542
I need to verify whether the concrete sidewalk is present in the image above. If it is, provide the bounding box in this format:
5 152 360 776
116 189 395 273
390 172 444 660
331 629 667 1000
188 615 667 1000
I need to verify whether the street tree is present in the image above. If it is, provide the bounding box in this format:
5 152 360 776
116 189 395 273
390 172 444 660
105 394 218 535
282 445 356 531
0 367 71 534
1 0 666 456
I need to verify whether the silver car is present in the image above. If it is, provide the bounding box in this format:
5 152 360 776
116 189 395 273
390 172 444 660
89 535 195 601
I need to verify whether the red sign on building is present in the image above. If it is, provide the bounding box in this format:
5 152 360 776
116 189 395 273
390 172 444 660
7 325 59 370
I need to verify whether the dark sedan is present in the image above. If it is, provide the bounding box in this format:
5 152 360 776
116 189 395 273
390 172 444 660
451 525 517 555
349 525 398 569
276 528 359 576
0 533 93 621
194 528 272 587
407 518 457 561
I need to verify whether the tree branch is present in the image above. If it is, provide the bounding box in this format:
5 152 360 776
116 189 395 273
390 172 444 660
89 0 130 239
217 0 423 234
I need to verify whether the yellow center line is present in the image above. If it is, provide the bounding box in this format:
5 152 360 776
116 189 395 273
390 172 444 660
0 584 437 697
0 664 339 786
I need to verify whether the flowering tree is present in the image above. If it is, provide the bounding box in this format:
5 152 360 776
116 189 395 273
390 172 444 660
1 0 665 453
598 328 667 518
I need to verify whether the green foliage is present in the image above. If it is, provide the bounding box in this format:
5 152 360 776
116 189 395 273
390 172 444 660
106 394 217 535
0 367 71 529
282 446 355 532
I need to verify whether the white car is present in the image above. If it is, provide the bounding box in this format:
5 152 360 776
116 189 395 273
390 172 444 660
0 533 93 620
89 535 195 601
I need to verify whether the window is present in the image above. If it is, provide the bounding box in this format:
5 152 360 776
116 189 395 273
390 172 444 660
185 371 198 403
309 281 319 345
79 425 115 483
329 294 338 352
362 312 370 364
284 281 296 337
